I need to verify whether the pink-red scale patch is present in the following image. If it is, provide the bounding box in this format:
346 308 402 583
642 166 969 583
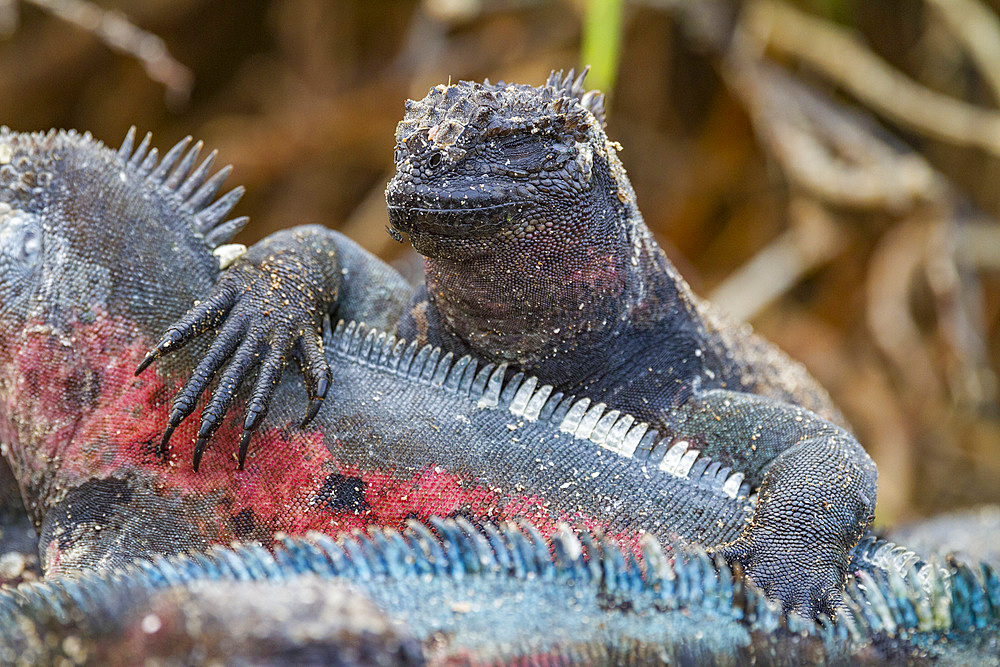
2 313 643 555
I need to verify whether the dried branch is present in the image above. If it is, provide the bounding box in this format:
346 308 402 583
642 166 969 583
709 197 844 320
22 0 193 106
924 219 999 411
925 0 1000 106
724 57 944 211
954 220 1000 270
865 217 944 402
745 0 1000 158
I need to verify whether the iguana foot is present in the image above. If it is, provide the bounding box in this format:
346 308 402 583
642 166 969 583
715 529 846 618
137 238 333 470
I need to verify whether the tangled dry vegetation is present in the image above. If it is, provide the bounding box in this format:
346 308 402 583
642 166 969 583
1 0 998 524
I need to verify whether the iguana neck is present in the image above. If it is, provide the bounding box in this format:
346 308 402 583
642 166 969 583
422 208 690 382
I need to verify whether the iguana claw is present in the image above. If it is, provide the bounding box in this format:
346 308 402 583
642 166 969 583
139 237 333 469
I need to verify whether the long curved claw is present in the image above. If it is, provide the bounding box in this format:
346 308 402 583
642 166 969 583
136 285 239 375
296 331 331 427
190 332 269 468
158 314 248 457
193 435 210 472
237 346 288 469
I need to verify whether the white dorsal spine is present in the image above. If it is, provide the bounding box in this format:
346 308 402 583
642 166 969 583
432 352 453 387
620 422 648 457
603 414 634 452
398 340 420 376
409 344 431 379
675 449 700 477
590 409 620 445
443 355 471 392
378 333 398 367
478 363 507 408
521 384 553 421
575 402 606 440
559 398 591 434
508 376 538 416
470 362 495 397
347 323 365 355
359 328 378 360
418 347 441 382
339 321 357 352
325 321 755 502
659 440 689 474
721 472 744 499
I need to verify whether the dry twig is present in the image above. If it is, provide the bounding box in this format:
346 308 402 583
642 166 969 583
724 57 943 211
925 0 1000 106
709 197 844 320
13 0 193 106
746 0 1000 158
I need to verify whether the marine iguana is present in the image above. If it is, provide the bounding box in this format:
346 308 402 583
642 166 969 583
2 520 998 664
138 70 877 616
0 127 994 664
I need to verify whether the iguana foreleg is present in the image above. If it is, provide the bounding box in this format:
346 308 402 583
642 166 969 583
672 388 877 616
136 225 413 468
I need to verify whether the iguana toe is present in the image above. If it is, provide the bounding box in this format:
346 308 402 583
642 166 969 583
717 533 847 618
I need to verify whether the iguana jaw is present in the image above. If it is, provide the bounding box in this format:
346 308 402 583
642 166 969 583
385 200 525 241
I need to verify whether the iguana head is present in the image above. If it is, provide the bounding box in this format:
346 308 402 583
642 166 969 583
384 72 669 377
0 128 245 521
385 69 636 259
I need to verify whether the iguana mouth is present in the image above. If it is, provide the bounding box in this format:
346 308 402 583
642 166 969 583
386 200 526 239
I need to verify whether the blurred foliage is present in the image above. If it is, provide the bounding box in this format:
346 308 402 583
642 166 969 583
1 0 998 525
581 0 624 93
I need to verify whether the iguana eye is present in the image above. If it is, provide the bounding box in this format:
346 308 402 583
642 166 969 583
501 134 544 160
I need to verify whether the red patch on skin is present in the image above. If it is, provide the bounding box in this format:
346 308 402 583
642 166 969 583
1 311 642 555
42 538 63 573
0 313 338 541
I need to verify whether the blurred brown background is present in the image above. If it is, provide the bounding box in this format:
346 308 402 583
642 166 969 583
1 0 998 526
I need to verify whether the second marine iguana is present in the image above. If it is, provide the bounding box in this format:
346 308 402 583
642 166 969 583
139 71 877 616
4 521 1000 665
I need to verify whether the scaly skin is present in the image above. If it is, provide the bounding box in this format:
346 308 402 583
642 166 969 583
0 128 757 578
143 71 877 616
2 520 999 665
